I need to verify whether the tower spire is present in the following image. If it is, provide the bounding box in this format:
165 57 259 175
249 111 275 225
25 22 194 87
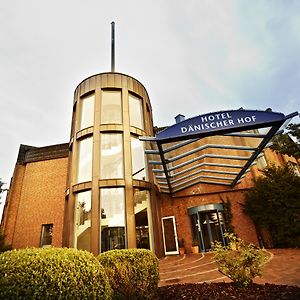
111 21 115 72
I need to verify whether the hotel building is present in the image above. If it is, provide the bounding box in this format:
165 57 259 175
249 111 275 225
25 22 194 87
1 71 299 257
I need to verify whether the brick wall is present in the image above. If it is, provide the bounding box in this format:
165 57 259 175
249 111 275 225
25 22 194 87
1 164 26 246
160 187 259 253
9 157 68 249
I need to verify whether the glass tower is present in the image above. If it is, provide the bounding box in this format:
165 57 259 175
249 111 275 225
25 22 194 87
65 72 156 254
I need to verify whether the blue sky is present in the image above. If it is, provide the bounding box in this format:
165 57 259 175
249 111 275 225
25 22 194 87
0 0 299 215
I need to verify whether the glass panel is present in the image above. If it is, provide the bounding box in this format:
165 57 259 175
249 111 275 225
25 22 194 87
208 212 220 242
40 224 53 247
129 94 144 129
134 189 150 249
217 211 226 245
76 137 93 183
197 210 226 251
100 188 126 252
257 155 267 170
79 94 94 130
101 90 122 124
131 136 148 180
74 190 91 252
100 133 124 179
199 212 211 250
290 162 300 176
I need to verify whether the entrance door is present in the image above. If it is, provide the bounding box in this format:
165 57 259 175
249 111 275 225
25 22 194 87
191 209 226 252
162 216 179 255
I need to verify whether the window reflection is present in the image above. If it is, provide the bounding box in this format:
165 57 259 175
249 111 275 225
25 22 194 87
191 210 226 252
129 94 144 129
100 134 124 179
40 224 53 248
79 94 94 130
134 189 151 249
74 190 91 252
100 188 126 252
256 154 267 170
101 90 122 124
76 137 93 183
131 136 147 180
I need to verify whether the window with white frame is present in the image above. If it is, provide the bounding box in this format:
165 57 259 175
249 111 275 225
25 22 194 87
76 136 93 183
101 90 122 124
79 94 94 130
129 94 144 130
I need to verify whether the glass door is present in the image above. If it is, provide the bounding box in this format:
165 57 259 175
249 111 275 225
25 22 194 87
199 212 214 251
190 209 226 252
162 216 179 255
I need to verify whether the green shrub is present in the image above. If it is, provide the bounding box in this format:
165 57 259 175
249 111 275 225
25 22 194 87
0 247 112 300
0 230 11 253
98 248 159 300
212 233 266 287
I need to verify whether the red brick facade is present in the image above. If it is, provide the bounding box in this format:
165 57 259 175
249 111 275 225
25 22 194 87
1 134 299 256
1 143 299 255
1 146 68 249
158 149 299 253
160 187 258 252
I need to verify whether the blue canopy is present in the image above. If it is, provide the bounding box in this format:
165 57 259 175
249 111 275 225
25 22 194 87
141 109 299 194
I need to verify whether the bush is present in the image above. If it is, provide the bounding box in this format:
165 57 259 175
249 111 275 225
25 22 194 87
0 230 11 253
98 248 159 300
212 233 266 287
0 247 112 299
244 164 300 248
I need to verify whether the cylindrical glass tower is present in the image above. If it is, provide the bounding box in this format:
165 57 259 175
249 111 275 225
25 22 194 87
65 72 156 255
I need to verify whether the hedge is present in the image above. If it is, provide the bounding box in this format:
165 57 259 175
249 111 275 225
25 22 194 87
0 247 112 299
98 249 159 300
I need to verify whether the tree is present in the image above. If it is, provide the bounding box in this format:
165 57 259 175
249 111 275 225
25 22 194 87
220 196 235 234
0 179 4 199
270 123 300 159
244 164 300 248
0 178 8 206
0 178 11 252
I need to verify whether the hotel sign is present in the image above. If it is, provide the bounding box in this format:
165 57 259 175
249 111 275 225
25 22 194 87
156 110 285 142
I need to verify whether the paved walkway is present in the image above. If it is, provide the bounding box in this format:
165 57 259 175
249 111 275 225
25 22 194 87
159 249 300 287
254 249 300 287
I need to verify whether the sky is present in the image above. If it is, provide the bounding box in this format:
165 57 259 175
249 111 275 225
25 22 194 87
0 0 300 216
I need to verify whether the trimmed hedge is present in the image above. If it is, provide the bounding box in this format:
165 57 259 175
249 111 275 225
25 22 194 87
0 247 112 300
98 249 159 300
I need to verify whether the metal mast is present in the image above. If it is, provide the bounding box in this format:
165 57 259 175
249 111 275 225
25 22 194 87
111 21 115 72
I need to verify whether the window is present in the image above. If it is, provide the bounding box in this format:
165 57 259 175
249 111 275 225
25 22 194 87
79 94 94 130
256 154 267 170
74 190 92 252
131 136 147 180
101 90 122 124
134 189 151 250
129 94 144 129
100 133 124 179
289 162 300 176
76 136 93 183
40 224 53 247
100 188 126 252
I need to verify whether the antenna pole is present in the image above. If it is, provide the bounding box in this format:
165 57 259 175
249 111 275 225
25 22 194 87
111 21 115 72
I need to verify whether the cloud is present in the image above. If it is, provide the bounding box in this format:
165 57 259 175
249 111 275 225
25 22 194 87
0 0 300 218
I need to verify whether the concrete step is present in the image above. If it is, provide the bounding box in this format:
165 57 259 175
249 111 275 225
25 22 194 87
160 253 212 271
159 253 230 287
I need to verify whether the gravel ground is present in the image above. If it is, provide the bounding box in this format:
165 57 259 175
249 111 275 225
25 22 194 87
154 282 300 300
